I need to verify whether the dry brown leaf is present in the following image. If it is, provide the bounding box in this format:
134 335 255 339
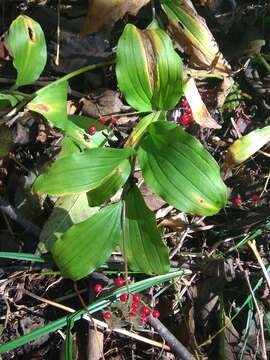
81 0 150 35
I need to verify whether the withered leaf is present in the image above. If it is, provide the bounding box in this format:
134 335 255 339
161 0 231 74
184 78 221 129
81 0 150 35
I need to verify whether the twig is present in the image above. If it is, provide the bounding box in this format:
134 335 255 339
243 270 267 360
74 282 105 360
247 240 270 293
148 315 195 360
55 0 61 66
170 228 190 259
23 288 170 351
0 196 40 238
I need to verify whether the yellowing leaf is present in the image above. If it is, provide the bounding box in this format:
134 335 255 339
184 78 220 129
6 15 47 87
224 126 270 170
116 24 183 111
161 0 231 74
81 0 150 35
27 81 67 129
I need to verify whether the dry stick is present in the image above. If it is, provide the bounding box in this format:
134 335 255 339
247 240 270 292
73 282 105 360
55 0 61 66
243 270 267 360
169 228 190 259
0 196 40 238
147 315 195 360
22 288 170 351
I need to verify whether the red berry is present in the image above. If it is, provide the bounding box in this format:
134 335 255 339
180 113 190 127
185 107 192 114
131 302 139 309
132 293 140 303
120 293 128 302
141 314 148 323
98 116 106 125
233 197 242 206
114 277 124 287
94 284 103 293
103 311 112 320
110 116 117 125
152 310 160 318
141 306 150 316
129 309 137 317
189 115 195 123
88 125 96 135
251 195 258 202
181 98 188 107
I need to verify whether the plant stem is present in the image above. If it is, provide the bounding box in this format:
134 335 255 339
45 59 115 90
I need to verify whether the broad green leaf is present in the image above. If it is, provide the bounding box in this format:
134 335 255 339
224 126 270 170
161 0 230 73
0 93 23 108
27 81 67 130
125 111 164 148
87 159 131 206
39 194 99 252
6 15 47 87
116 23 183 111
123 185 170 274
52 202 122 279
32 147 134 195
59 136 81 158
138 121 227 216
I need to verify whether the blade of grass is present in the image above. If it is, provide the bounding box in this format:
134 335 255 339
198 265 270 348
0 269 189 354
240 299 253 360
0 252 46 262
226 220 270 254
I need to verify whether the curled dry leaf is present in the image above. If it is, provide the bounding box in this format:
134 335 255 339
223 126 270 171
183 78 221 129
81 0 150 35
161 0 231 74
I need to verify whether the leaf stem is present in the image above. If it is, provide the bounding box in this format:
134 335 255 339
46 59 115 90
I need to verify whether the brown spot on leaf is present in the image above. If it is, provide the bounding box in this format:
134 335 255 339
29 103 50 112
24 16 36 43
138 30 156 93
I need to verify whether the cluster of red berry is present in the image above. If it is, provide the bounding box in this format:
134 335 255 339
94 277 160 323
87 115 118 136
233 194 259 206
176 97 195 127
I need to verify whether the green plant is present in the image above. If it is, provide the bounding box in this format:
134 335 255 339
0 12 228 281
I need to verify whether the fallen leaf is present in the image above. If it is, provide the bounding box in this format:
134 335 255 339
223 126 270 171
183 78 221 129
81 0 150 35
